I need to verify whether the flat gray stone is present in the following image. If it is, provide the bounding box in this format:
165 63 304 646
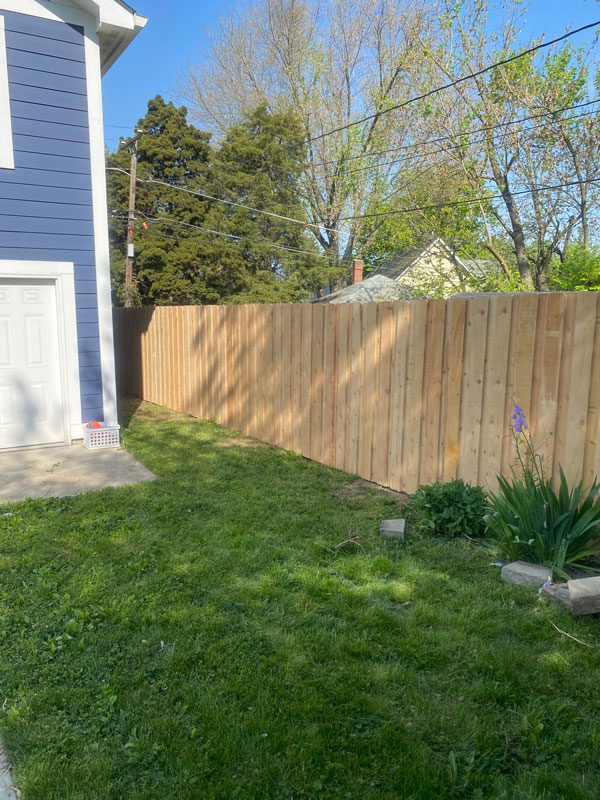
567 576 600 616
380 519 405 539
0 741 18 800
501 561 551 588
0 442 155 503
542 582 571 610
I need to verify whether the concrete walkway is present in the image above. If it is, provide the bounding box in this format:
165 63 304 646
0 743 17 800
0 442 155 503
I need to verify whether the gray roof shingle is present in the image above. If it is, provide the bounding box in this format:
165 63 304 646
314 275 416 304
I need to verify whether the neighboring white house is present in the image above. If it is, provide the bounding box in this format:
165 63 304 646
316 237 492 304
0 1 146 449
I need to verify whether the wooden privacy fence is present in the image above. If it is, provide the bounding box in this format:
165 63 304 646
114 292 600 493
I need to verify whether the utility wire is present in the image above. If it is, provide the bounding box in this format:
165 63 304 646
110 216 326 263
312 97 600 167
109 210 336 261
332 108 600 178
338 177 600 221
309 20 600 142
106 168 336 234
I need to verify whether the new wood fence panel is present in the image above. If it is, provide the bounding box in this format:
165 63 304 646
114 292 600 493
402 301 427 493
371 303 394 486
334 304 350 472
345 304 362 477
440 298 466 482
357 303 378 480
387 302 410 490
585 297 600 487
555 293 597 486
479 295 512 489
322 305 338 467
420 300 445 486
459 297 489 486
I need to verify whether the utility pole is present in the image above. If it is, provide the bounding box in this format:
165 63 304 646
120 129 144 307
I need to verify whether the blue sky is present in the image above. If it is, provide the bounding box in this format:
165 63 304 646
103 0 600 149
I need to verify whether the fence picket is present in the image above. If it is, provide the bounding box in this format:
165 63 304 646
114 292 600 493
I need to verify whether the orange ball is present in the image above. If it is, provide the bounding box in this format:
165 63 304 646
86 420 102 430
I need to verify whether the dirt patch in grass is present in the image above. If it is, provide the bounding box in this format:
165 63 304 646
332 478 410 506
216 436 264 449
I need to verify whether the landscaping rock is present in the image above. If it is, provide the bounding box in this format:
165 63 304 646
380 519 405 539
541 582 571 610
567 576 600 616
501 561 551 589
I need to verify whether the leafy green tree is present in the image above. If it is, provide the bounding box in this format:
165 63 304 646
549 245 600 292
357 164 486 274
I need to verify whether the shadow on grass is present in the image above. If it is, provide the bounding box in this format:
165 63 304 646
0 402 599 800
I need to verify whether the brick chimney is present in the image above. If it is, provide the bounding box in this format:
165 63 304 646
351 257 364 284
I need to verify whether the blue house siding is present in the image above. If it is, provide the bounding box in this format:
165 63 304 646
0 8 103 421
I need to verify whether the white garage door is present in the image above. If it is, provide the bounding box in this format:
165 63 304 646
0 279 65 449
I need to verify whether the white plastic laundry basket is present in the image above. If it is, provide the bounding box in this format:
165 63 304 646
82 423 121 450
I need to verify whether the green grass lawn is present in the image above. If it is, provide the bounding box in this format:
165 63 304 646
1 400 599 800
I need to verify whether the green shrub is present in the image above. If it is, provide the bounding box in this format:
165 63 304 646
485 467 600 581
412 479 487 538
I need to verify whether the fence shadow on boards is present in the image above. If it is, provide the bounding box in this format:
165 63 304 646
114 292 600 493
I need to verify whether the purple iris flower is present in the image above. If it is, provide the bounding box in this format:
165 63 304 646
512 404 527 434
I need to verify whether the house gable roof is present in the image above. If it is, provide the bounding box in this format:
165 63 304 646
370 236 474 281
69 0 147 73
314 275 417 304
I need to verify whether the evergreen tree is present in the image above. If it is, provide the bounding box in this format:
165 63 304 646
206 104 332 302
107 96 212 304
107 98 329 305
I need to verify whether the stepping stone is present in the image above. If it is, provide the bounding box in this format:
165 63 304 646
567 576 600 616
501 561 551 588
380 519 405 539
541 582 571 610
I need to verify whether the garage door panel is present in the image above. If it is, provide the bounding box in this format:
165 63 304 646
29 382 50 424
0 384 15 426
22 287 44 305
0 316 13 367
24 314 46 368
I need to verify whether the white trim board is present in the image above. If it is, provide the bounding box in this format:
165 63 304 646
0 15 14 170
0 260 83 443
83 13 118 423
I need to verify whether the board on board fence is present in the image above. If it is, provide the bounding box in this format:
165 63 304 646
114 293 600 493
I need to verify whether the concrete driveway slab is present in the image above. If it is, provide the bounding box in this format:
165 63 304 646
0 742 18 800
0 443 155 503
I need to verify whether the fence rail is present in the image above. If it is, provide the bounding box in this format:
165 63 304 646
114 292 600 493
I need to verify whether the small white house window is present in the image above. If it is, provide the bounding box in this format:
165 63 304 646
0 16 14 170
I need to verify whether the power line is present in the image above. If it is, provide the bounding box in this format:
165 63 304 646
332 108 600 178
338 177 600 221
312 98 600 169
309 20 600 142
110 210 334 261
106 168 335 234
110 217 329 264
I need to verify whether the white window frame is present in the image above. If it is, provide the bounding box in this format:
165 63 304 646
0 15 14 170
0 261 82 444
